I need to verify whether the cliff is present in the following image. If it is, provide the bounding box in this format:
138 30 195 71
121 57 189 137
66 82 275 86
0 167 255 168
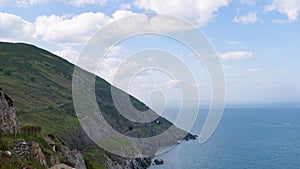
0 89 19 135
0 42 194 168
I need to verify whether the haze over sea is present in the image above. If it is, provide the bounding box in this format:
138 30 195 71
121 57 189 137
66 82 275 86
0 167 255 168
150 106 300 169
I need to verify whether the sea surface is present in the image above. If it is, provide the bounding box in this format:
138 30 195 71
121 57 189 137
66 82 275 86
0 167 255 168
150 106 300 169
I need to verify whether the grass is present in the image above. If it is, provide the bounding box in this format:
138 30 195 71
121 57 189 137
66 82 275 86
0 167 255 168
0 41 180 168
83 146 107 169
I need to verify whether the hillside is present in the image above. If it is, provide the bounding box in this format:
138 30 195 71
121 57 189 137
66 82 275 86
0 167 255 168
0 42 193 168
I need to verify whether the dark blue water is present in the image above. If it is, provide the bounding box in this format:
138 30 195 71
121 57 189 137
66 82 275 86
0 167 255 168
150 107 300 169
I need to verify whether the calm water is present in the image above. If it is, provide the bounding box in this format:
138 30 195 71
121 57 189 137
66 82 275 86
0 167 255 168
150 107 300 169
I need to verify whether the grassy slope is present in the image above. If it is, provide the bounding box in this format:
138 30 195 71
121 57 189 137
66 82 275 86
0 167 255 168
0 42 181 168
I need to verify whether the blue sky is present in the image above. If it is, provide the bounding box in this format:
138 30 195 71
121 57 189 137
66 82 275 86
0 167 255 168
0 0 300 106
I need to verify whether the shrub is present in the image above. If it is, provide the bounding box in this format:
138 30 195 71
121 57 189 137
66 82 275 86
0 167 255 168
3 69 11 76
30 76 35 82
0 68 3 71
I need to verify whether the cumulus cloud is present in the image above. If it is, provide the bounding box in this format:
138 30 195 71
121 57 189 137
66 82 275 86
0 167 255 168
96 57 123 82
0 12 113 44
0 12 34 41
16 0 49 6
265 0 300 21
233 12 257 24
16 0 107 6
34 12 112 43
134 0 229 26
69 0 107 6
219 51 255 61
105 45 129 57
120 3 131 10
1 10 196 46
53 46 79 63
112 10 135 20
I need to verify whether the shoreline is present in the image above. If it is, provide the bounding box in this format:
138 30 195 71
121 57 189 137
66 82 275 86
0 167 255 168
150 133 198 167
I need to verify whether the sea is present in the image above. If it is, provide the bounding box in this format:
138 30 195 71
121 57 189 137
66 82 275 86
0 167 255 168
150 105 300 169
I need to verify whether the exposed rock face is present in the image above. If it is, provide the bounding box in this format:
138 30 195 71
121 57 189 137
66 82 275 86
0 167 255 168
56 144 87 169
0 90 19 135
0 151 34 169
154 159 164 165
30 142 48 167
105 157 151 169
14 141 48 167
49 152 60 167
50 164 74 169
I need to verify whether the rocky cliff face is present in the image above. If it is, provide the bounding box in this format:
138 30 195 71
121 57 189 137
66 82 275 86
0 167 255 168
14 141 48 167
0 90 19 135
105 157 151 169
56 143 87 169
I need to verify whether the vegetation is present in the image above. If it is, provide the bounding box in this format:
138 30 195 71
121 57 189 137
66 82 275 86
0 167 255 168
4 68 12 75
0 133 50 169
0 42 179 168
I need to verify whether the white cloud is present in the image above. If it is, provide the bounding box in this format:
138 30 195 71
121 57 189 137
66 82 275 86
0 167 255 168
69 0 107 6
219 51 255 61
265 0 300 21
0 12 113 44
105 45 128 57
134 0 229 26
16 0 48 6
16 0 107 6
112 10 135 20
53 46 79 63
0 0 7 4
0 12 34 41
239 0 256 6
35 12 112 43
147 57 154 62
120 3 131 10
0 11 194 47
97 57 123 82
228 40 242 45
233 12 257 24
29 0 48 4
166 79 181 89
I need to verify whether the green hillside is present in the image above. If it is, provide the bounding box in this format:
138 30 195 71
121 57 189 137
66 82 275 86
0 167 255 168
0 42 190 168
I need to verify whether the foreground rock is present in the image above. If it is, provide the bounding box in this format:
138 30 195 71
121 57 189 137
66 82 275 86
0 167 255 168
0 90 19 135
0 151 34 169
56 144 87 169
106 157 151 169
154 159 164 165
14 141 48 167
50 164 74 169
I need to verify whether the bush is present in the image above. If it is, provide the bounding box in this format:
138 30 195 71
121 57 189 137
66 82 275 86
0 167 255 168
0 68 3 71
30 76 35 82
3 69 11 76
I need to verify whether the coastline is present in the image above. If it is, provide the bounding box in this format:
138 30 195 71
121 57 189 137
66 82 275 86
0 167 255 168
150 133 198 167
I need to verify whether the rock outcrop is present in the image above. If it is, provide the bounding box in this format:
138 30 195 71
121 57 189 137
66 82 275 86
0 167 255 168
30 142 48 167
14 141 48 167
105 157 151 169
0 90 19 135
56 144 87 169
0 151 34 169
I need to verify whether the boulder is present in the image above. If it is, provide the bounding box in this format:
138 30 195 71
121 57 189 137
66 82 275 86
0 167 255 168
154 159 164 165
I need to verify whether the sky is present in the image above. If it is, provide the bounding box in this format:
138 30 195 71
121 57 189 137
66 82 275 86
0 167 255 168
0 0 300 107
